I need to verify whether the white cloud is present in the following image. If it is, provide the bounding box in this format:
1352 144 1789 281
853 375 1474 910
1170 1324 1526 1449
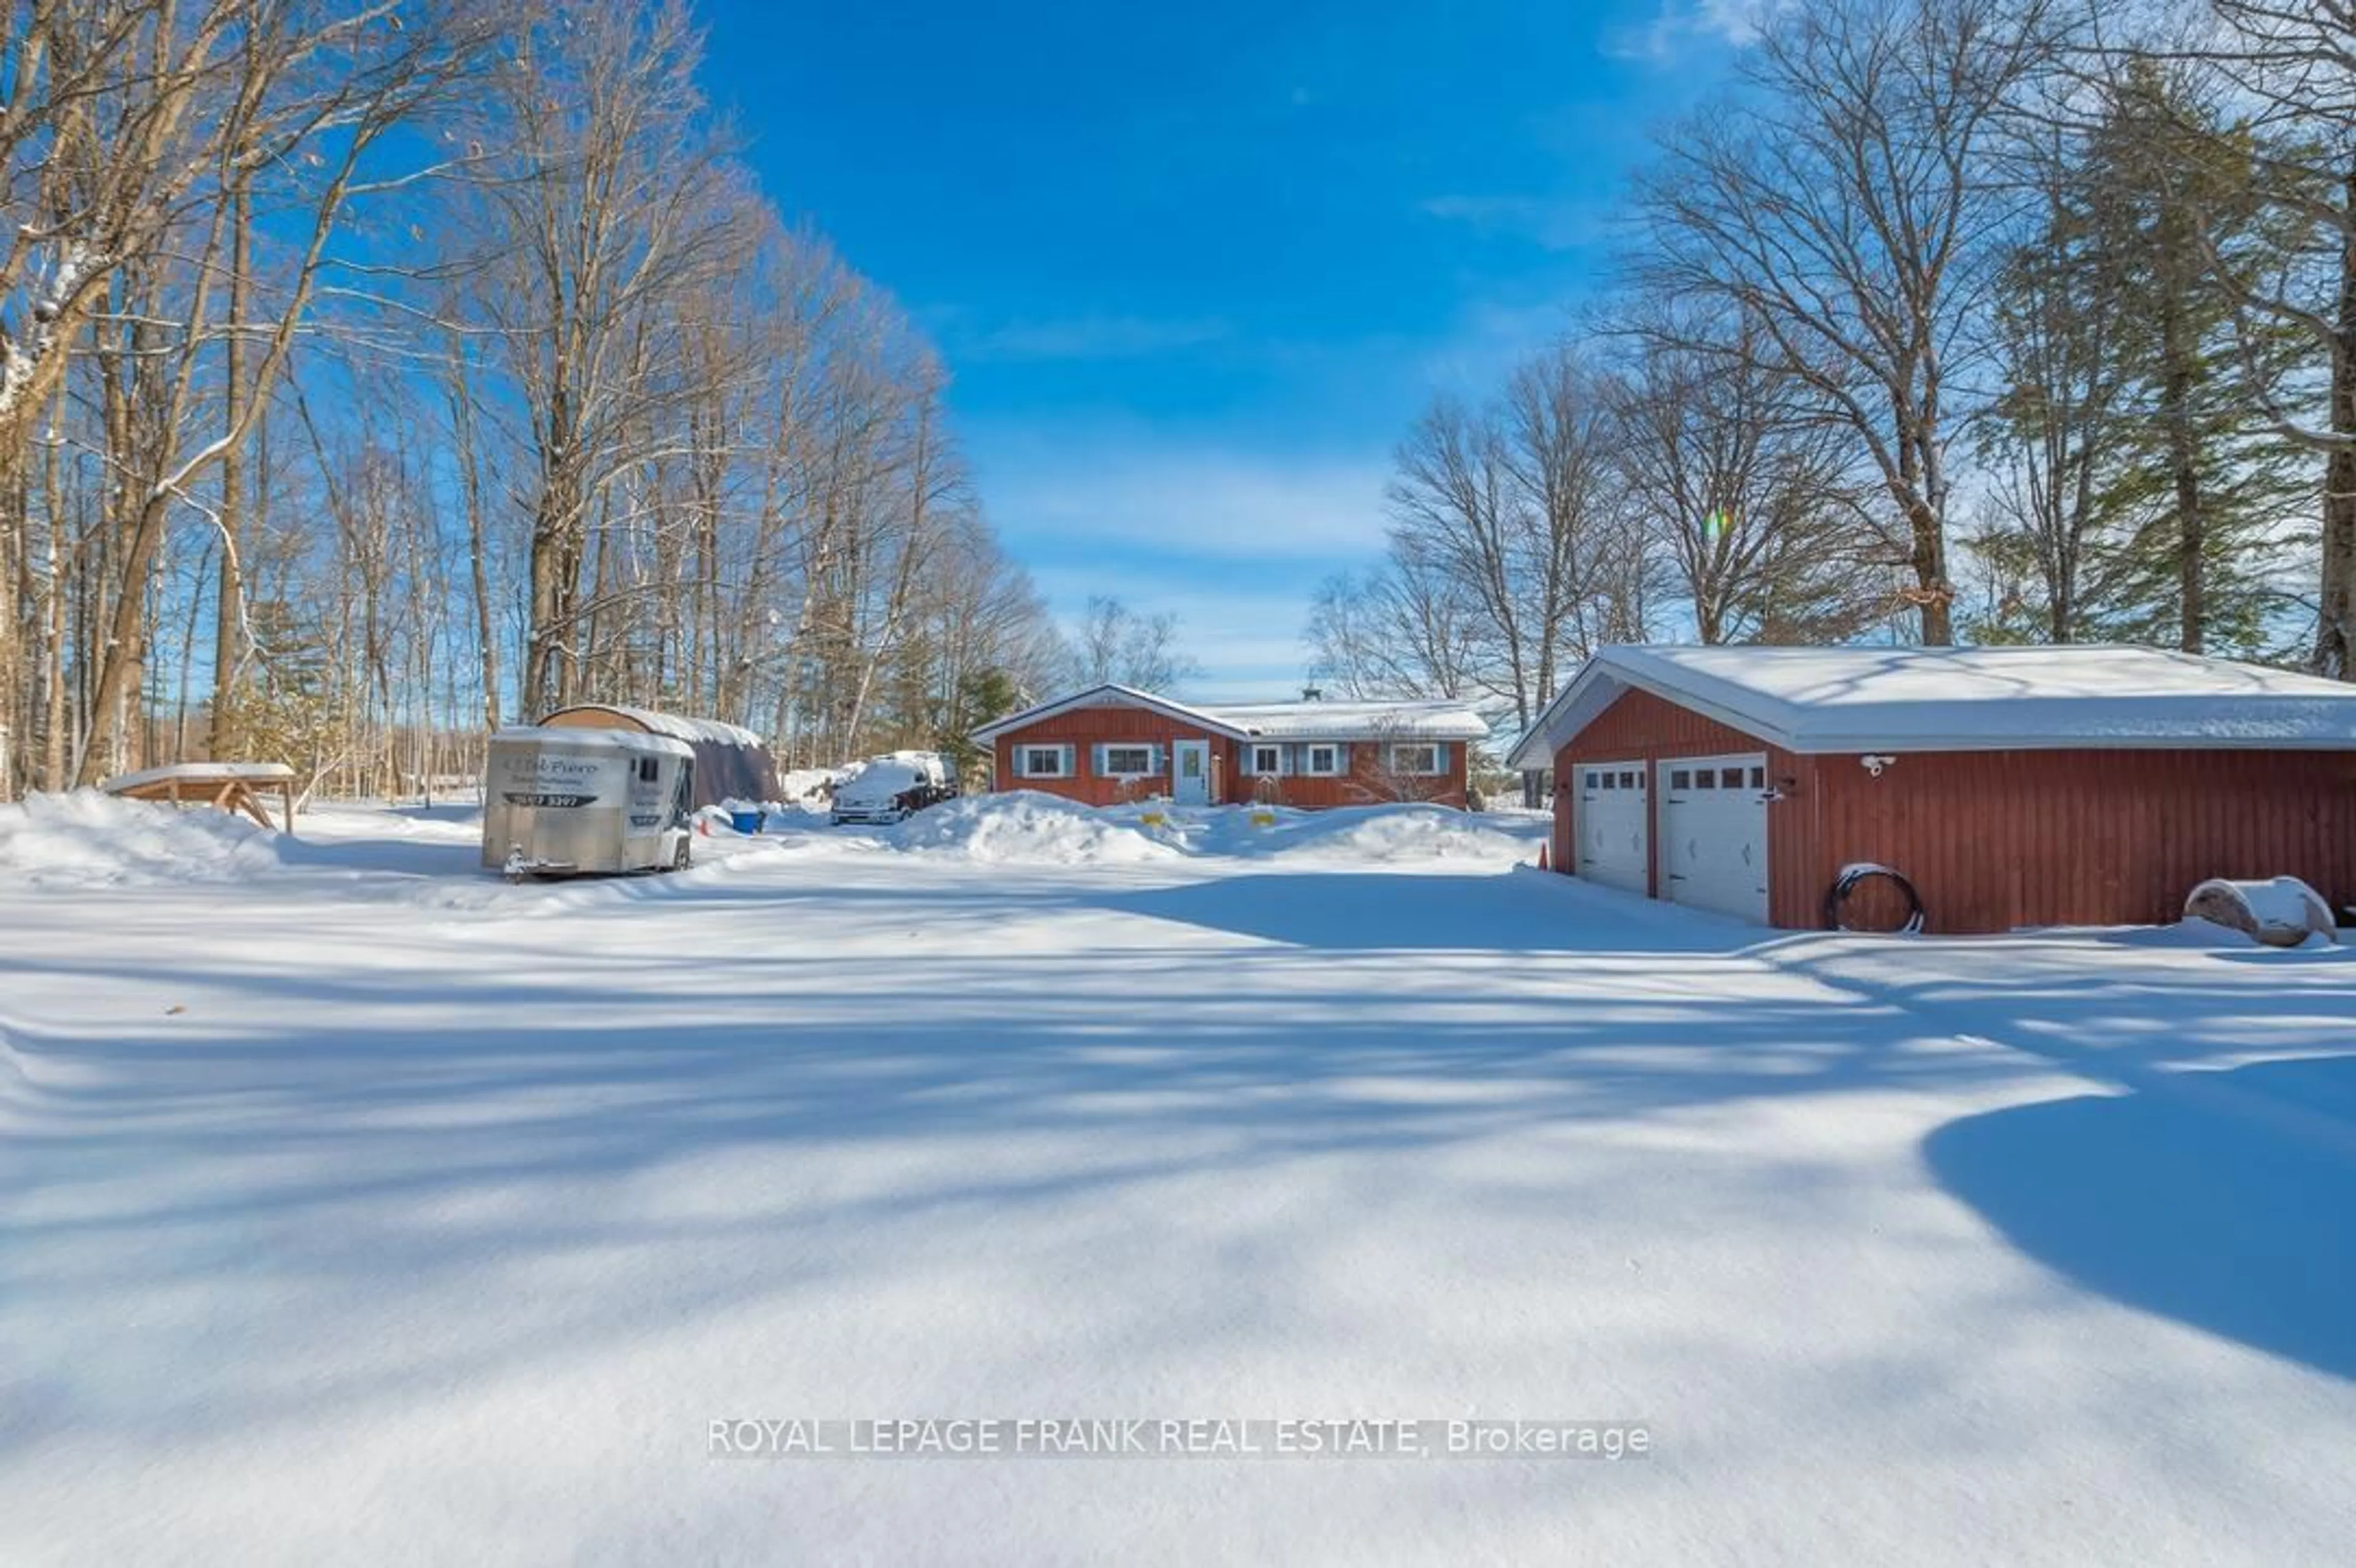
977 436 1394 563
1419 194 1607 253
966 430 1398 693
1024 566 1322 696
1415 298 1577 394
1603 0 1780 63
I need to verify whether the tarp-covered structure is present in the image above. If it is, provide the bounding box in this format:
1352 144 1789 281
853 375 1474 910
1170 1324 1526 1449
538 704 779 810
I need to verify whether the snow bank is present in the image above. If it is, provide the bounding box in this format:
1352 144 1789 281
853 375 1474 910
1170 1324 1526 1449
0 790 287 888
887 791 1179 865
1220 803 1540 863
878 796 1537 867
776 768 844 806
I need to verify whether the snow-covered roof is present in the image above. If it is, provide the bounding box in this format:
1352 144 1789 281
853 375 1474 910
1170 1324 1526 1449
971 684 1251 742
101 761 297 792
492 725 693 758
1507 644 2356 768
974 684 1493 745
1206 698 1492 741
541 703 765 749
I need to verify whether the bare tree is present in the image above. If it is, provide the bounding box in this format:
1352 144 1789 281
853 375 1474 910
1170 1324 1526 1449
1633 0 2057 644
1387 344 1639 728
1304 565 1484 701
457 0 756 715
1072 596 1202 692
1612 308 1895 644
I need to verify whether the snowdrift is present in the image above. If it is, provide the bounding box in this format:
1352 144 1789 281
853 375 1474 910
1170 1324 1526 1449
1217 803 1539 863
0 790 288 888
879 794 1538 868
887 792 1180 865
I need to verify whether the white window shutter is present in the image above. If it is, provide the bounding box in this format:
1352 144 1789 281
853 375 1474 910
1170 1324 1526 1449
1011 747 1028 779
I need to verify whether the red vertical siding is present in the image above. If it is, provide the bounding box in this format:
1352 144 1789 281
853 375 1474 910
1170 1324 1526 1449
1550 688 1803 909
1798 747 2356 932
1231 739 1470 810
1549 688 2356 932
992 702 1472 810
993 708 1233 807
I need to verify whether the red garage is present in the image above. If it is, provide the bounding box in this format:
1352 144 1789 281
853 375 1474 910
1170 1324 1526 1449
1506 645 2356 933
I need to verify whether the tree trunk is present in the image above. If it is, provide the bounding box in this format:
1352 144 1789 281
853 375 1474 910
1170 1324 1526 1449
2157 293 2206 653
1904 494 1954 645
2321 164 2356 680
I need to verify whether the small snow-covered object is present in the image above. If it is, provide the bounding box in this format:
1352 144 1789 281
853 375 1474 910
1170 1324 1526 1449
2183 877 2336 948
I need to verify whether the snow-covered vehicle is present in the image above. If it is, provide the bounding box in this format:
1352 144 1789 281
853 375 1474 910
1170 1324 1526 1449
482 726 697 878
830 751 960 826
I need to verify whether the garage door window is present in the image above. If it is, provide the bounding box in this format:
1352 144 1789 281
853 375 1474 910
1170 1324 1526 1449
1660 751 1771 924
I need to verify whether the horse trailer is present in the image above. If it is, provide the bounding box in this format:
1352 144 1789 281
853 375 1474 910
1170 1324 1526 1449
482 726 697 879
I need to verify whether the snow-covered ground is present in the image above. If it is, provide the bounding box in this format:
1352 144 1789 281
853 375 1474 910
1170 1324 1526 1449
2 793 2352 1564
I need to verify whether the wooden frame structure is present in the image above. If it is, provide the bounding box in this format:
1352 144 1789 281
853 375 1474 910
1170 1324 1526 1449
101 762 299 835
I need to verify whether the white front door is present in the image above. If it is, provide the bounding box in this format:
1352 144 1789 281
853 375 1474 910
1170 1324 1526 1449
1574 759 1649 895
1172 739 1211 805
1659 754 1771 923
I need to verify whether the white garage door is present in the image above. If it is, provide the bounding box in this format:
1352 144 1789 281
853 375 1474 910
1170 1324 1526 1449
1574 759 1649 896
1660 755 1770 924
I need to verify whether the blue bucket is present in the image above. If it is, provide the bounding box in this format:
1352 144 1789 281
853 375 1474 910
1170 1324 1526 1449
728 809 764 835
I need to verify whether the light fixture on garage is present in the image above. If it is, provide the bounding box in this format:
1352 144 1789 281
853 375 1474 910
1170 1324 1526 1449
1860 755 1898 778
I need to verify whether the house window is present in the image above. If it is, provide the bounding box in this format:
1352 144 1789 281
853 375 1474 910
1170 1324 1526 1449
1101 744 1157 777
1392 744 1442 777
1249 744 1284 775
1304 744 1344 777
1016 744 1072 779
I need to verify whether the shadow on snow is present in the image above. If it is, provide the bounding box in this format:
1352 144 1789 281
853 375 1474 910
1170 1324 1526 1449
1925 1053 2356 1382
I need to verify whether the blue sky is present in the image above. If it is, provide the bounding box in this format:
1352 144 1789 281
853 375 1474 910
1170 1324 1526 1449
699 1 1755 698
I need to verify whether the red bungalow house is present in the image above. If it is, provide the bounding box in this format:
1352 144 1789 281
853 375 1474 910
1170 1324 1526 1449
974 684 1492 809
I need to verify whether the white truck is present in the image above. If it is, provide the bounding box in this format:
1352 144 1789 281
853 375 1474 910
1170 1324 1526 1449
829 751 960 826
482 726 697 878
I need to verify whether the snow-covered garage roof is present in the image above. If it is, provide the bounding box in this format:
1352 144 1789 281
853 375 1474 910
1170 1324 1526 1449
973 683 1493 744
1506 644 2356 768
